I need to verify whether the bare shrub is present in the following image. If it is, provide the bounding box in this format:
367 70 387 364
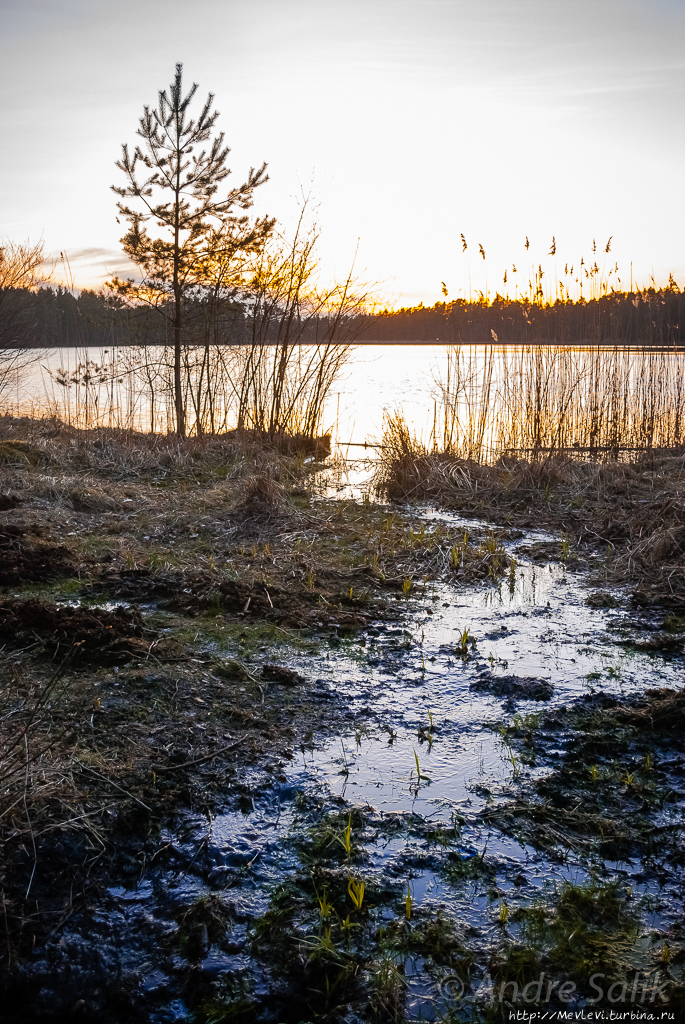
0 239 50 404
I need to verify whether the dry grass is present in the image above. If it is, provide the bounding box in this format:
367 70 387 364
376 413 685 603
0 655 119 965
0 413 324 482
0 641 295 967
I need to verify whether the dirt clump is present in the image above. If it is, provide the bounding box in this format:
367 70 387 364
262 663 305 685
514 539 575 563
471 673 554 702
586 590 620 608
0 598 163 665
620 631 685 653
0 527 74 585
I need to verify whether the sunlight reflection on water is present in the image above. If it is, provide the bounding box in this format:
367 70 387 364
12 344 448 445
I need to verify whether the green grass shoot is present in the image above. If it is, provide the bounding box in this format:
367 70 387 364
347 876 365 911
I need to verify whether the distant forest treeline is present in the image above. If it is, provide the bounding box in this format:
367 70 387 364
360 289 685 347
0 287 245 349
0 284 683 349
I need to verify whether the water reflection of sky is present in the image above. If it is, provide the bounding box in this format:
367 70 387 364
13 344 450 444
100 533 681 1019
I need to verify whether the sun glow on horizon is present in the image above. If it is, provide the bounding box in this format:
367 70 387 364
1 0 684 307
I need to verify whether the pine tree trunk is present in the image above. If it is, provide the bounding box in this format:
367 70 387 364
174 293 185 437
173 146 185 437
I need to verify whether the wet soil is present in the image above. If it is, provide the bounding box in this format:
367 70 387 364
486 686 685 865
0 598 165 665
0 526 75 584
95 569 382 633
470 673 554 702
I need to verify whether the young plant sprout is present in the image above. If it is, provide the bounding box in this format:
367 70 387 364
405 883 413 920
336 813 353 858
347 876 365 911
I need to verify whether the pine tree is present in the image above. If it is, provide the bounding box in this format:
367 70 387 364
111 63 274 436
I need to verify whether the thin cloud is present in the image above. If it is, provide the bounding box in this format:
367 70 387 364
62 247 124 262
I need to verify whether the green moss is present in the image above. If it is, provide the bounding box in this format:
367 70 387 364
15 576 84 599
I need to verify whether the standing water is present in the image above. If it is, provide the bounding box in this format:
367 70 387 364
13 515 684 1021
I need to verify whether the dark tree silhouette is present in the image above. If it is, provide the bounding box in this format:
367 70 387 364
111 63 274 435
0 240 47 399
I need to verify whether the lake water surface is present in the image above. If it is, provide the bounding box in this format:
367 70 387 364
8 342 685 459
6 344 446 448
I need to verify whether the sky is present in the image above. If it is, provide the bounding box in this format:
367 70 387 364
1 0 684 307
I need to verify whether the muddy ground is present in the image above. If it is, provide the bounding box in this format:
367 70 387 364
0 418 683 1022
0 419 515 1020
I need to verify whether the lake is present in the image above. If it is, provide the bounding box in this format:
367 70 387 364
4 342 685 456
3 344 447 447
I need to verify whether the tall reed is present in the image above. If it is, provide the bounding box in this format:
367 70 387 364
433 344 685 460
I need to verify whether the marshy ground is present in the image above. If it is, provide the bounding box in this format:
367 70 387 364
0 416 684 1022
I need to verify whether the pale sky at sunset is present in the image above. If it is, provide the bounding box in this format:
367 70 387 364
1 0 683 306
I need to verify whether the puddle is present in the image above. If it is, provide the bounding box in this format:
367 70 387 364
56 598 132 612
14 526 685 1020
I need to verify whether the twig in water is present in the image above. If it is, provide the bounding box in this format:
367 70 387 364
153 736 246 773
78 766 153 812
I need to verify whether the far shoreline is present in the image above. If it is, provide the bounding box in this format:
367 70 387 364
5 340 685 352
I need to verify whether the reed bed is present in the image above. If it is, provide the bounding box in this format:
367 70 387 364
33 336 352 441
377 343 685 603
435 343 685 458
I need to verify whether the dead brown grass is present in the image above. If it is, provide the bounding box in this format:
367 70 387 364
608 687 685 728
0 414 331 481
376 414 685 603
